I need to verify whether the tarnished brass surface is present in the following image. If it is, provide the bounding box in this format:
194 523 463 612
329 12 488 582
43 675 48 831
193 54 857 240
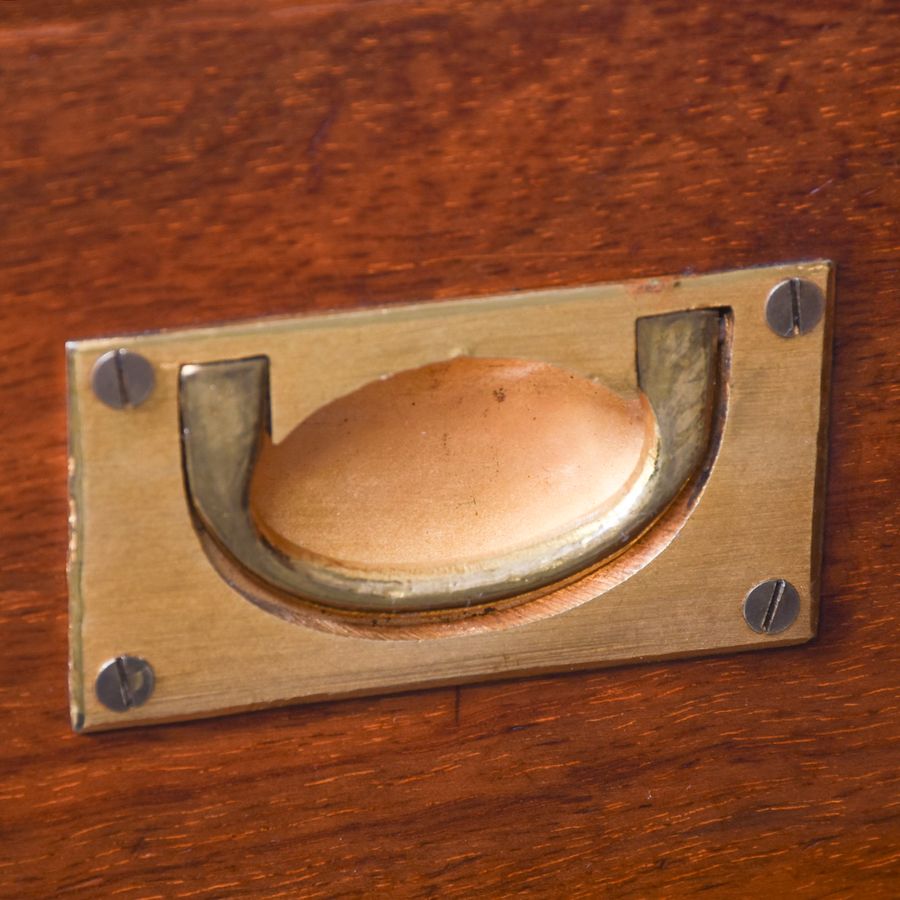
179 310 722 615
66 262 833 731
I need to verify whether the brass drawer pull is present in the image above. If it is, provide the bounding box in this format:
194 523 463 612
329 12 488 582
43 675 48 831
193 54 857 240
179 310 724 623
66 262 832 730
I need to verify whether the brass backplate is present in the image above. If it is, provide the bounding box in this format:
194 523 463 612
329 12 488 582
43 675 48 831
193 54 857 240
67 261 833 731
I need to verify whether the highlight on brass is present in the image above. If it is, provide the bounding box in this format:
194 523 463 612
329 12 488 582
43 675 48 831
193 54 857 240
179 309 729 635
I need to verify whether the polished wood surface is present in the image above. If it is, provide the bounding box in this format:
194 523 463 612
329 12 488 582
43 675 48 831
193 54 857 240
1 0 898 895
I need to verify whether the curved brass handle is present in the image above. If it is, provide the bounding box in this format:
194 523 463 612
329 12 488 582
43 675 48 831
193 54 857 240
179 310 723 614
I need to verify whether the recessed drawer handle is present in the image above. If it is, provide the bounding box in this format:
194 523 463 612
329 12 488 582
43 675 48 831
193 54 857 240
178 309 724 620
68 263 832 729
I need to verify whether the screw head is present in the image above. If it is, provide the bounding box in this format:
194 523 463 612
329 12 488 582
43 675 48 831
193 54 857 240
95 656 155 712
91 349 155 409
765 278 824 338
743 579 800 635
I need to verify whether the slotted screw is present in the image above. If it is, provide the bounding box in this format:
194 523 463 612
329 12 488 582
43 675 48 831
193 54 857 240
91 349 155 409
765 278 824 338
743 579 800 635
95 656 155 712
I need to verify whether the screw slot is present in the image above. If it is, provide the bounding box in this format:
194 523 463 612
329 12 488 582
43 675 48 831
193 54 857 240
743 579 801 635
765 278 824 338
95 656 155 711
91 349 155 409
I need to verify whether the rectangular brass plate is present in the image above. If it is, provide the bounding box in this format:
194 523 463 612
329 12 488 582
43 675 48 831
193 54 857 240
68 261 833 731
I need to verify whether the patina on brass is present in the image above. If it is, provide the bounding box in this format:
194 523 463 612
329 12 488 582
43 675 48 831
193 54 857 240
66 261 834 731
178 309 723 616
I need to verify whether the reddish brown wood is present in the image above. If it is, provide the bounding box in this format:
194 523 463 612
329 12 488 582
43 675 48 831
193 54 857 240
1 0 898 896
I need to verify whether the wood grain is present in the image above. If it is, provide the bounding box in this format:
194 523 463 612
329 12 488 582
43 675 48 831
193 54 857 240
0 0 898 895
